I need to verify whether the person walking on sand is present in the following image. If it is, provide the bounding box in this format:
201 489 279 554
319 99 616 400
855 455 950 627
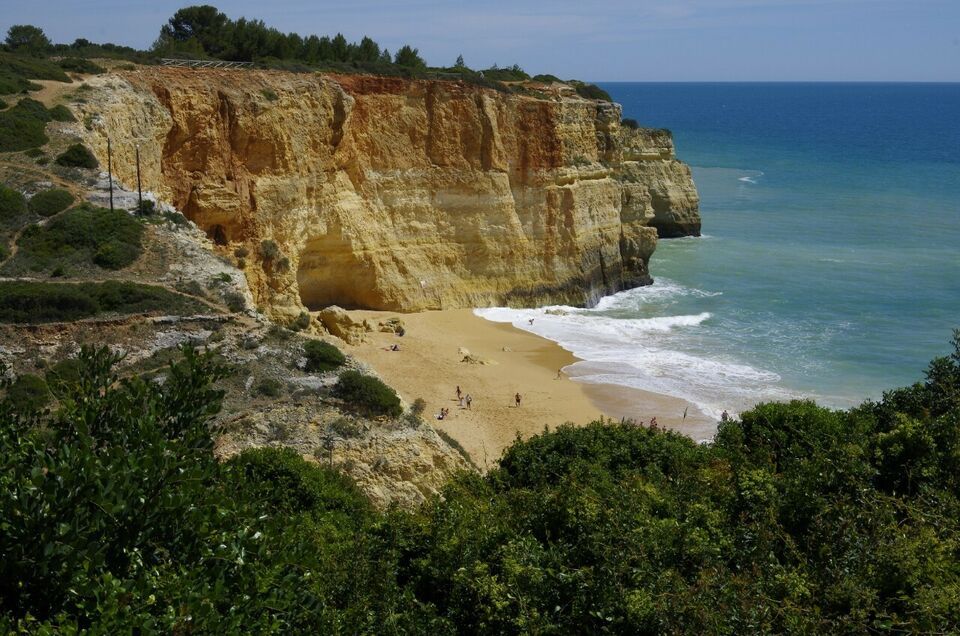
456 385 462 400
465 394 472 409
555 367 563 380
515 392 522 408
459 395 465 408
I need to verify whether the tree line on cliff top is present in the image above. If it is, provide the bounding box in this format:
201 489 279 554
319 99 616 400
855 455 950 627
1 328 959 632
3 7 613 99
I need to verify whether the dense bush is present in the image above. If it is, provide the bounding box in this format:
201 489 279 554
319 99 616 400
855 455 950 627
4 373 50 413
480 64 529 81
0 51 70 92
0 347 424 633
333 370 402 417
621 117 640 129
0 97 50 151
56 57 104 75
27 187 73 216
13 203 142 272
47 104 74 122
572 81 613 102
254 377 284 398
225 447 369 519
0 281 201 323
303 339 345 373
0 184 27 222
54 143 98 168
2 333 959 632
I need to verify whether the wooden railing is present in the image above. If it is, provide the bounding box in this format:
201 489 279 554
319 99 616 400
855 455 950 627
160 58 253 69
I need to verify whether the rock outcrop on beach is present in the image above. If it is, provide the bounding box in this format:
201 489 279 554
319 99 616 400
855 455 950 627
77 69 700 319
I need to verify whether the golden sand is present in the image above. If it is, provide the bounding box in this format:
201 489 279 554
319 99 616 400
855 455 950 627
345 309 716 469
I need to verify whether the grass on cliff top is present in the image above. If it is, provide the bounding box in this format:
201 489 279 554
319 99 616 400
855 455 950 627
0 280 204 323
6 203 143 274
0 52 70 96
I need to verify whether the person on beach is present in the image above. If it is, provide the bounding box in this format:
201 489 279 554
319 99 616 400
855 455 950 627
555 367 563 379
528 318 535 325
437 409 445 421
721 410 730 422
465 394 472 409
515 392 522 407
649 416 658 429
459 395 465 408
390 343 400 352
456 385 462 400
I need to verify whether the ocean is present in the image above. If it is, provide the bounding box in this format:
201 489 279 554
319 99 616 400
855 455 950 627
477 83 960 419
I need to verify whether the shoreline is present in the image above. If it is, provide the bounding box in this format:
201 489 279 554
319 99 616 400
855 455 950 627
344 309 716 468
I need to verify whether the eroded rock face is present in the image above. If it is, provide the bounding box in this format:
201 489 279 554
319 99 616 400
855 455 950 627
77 69 699 318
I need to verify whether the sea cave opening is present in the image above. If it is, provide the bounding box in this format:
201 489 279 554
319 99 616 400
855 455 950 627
296 232 381 310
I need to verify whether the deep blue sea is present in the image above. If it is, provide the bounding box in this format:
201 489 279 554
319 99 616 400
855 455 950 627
479 83 960 418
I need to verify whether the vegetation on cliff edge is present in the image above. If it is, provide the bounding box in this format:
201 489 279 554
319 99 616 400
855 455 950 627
1 332 958 632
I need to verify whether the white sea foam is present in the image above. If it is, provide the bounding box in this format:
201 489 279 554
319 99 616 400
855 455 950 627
737 170 765 184
476 280 799 420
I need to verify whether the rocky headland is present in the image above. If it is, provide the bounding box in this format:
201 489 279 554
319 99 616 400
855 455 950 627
76 68 700 321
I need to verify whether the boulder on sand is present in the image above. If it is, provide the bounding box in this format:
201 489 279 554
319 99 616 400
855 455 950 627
317 306 370 345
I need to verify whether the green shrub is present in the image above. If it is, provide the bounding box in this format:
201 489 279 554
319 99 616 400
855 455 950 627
572 81 612 102
132 199 155 215
47 104 74 122
303 339 345 373
333 370 402 417
223 291 246 312
92 239 139 269
13 203 142 272
0 184 27 221
0 97 50 151
175 279 206 298
27 188 73 216
57 57 105 75
226 446 368 518
254 377 284 398
0 280 202 323
5 373 50 413
24 146 43 157
0 51 70 86
0 74 32 96
0 97 6 109
621 117 639 129
328 416 362 438
45 357 82 397
260 88 278 101
55 143 98 168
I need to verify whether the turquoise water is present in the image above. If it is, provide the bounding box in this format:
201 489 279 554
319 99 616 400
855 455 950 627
480 83 960 417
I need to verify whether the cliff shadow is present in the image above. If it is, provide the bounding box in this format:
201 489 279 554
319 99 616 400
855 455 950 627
296 232 381 311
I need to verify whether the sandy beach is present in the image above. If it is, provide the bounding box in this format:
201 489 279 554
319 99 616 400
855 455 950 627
346 309 716 469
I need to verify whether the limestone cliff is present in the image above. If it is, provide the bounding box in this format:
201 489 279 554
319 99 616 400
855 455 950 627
76 69 700 319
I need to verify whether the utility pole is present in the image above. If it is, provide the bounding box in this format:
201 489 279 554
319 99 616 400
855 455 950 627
107 137 114 212
135 144 143 213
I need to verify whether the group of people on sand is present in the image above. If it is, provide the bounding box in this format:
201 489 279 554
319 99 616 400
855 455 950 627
438 385 524 420
455 385 473 409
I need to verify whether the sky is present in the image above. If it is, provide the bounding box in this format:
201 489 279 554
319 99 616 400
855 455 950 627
2 1 958 81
